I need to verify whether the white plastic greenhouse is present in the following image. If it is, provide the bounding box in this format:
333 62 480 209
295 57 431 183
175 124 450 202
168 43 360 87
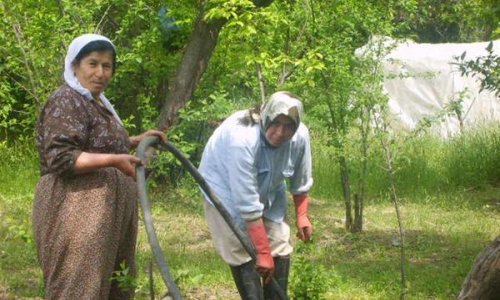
356 37 500 138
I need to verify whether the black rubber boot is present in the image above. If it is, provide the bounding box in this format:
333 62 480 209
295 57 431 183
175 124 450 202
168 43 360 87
230 261 265 300
263 255 290 300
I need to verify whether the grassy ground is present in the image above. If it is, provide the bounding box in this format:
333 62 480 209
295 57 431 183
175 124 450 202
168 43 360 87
1 168 498 299
0 134 499 299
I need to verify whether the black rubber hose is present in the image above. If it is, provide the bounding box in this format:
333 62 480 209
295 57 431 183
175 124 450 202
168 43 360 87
137 136 288 300
136 138 183 300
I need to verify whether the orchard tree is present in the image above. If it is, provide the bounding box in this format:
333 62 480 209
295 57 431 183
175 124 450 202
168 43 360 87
0 0 276 140
199 0 397 233
156 0 274 130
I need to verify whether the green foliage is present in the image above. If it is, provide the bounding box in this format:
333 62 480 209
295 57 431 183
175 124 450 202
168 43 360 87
6 224 33 247
0 1 69 140
312 123 500 200
174 268 204 286
1 0 496 144
110 261 137 292
290 242 330 300
453 41 500 97
0 0 197 141
102 0 195 134
442 123 500 188
205 0 256 22
392 0 499 42
147 90 236 185
0 140 41 297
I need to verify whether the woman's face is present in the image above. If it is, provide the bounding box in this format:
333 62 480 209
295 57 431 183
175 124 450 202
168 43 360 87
265 114 297 147
73 50 114 98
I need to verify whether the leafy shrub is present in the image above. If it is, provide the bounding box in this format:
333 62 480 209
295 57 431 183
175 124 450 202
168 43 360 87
290 242 330 300
110 261 137 293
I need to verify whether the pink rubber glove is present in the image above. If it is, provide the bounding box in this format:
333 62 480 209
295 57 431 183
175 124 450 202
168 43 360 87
246 218 275 283
293 194 313 241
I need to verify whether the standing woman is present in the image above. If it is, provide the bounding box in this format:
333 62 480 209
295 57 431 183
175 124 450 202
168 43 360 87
199 91 314 299
33 33 165 299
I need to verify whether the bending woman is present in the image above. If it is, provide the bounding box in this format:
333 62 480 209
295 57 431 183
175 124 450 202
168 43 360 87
199 91 314 299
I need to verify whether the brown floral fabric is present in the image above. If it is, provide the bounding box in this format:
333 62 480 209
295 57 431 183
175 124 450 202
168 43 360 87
33 84 138 300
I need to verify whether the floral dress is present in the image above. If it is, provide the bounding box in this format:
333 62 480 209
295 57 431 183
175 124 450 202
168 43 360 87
33 84 137 300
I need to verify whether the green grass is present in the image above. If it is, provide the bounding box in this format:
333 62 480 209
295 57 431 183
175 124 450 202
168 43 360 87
0 127 499 299
312 123 500 199
1 175 498 299
0 142 43 298
305 188 499 300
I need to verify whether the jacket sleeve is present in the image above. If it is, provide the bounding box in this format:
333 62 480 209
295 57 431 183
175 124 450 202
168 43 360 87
37 92 88 176
289 125 313 195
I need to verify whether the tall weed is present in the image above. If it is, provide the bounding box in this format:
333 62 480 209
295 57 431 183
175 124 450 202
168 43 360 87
442 123 500 188
312 123 500 201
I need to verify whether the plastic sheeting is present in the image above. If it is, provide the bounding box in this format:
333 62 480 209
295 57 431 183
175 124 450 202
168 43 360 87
357 37 500 138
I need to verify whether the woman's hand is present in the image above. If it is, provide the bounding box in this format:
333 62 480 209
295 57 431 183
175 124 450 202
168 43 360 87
129 129 166 148
112 154 142 178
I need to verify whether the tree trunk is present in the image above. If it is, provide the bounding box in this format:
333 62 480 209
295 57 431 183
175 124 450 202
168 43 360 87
157 0 274 131
352 193 362 233
458 236 500 300
352 107 370 233
157 7 226 131
339 155 352 230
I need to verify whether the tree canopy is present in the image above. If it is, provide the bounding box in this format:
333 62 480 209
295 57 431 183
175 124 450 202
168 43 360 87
1 0 497 142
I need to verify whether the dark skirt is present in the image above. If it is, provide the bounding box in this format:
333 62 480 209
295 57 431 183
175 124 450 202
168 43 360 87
33 167 138 300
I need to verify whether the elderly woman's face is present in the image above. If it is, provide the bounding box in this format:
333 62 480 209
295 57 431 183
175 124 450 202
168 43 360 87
73 50 114 98
265 114 296 147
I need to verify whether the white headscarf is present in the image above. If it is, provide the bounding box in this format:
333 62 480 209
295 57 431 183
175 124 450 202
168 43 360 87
64 33 122 124
260 91 304 132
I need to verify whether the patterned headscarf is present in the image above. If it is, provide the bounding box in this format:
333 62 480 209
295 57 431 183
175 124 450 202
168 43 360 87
64 33 122 124
260 91 304 132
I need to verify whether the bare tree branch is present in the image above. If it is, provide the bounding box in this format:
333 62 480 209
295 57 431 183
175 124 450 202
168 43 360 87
256 62 266 102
